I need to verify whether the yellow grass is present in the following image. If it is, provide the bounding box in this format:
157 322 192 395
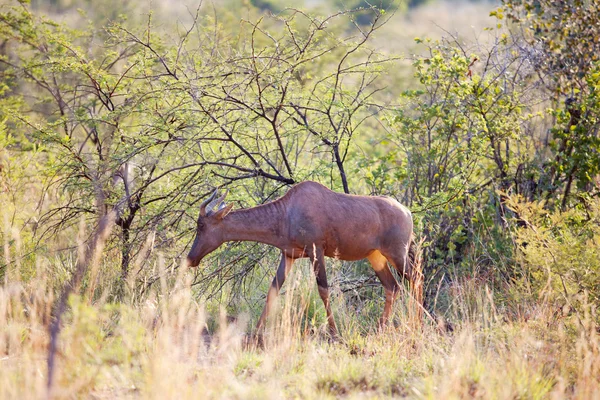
1 257 599 399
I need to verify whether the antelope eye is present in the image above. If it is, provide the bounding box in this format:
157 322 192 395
197 221 205 229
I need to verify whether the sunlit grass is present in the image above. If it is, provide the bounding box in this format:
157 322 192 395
1 259 599 399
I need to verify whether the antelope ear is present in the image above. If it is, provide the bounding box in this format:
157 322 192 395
213 203 234 220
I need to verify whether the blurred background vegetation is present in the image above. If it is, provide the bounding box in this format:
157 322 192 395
0 0 599 396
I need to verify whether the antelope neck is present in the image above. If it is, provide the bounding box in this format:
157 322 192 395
221 200 287 248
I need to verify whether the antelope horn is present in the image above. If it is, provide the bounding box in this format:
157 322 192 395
199 189 218 216
213 189 229 212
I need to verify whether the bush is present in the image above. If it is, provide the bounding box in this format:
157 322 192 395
508 196 600 321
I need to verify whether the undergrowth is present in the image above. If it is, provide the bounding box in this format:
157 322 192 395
1 261 598 399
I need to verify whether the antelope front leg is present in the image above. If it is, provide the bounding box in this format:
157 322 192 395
310 248 339 338
256 253 294 334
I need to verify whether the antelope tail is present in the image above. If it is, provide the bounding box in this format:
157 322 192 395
407 236 424 324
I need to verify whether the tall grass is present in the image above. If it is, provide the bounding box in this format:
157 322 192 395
1 238 599 399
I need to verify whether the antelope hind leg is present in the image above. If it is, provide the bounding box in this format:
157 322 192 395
367 251 401 327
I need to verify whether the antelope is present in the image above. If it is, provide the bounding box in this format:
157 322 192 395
186 181 422 337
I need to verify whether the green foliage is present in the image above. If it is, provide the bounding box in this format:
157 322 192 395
388 36 527 295
334 0 434 25
0 116 44 281
382 1 600 313
334 0 396 25
502 0 600 100
498 0 600 206
249 0 282 12
509 196 600 319
549 66 600 199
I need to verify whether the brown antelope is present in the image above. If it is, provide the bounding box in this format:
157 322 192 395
186 181 422 337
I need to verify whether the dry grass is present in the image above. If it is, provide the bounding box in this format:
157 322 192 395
1 255 599 399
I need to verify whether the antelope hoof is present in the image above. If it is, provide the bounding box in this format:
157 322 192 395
328 333 340 344
378 318 390 332
251 333 265 349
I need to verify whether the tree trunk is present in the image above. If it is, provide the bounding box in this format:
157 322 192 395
333 144 349 194
114 224 131 301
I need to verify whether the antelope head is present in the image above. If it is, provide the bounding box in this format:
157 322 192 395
186 189 234 267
